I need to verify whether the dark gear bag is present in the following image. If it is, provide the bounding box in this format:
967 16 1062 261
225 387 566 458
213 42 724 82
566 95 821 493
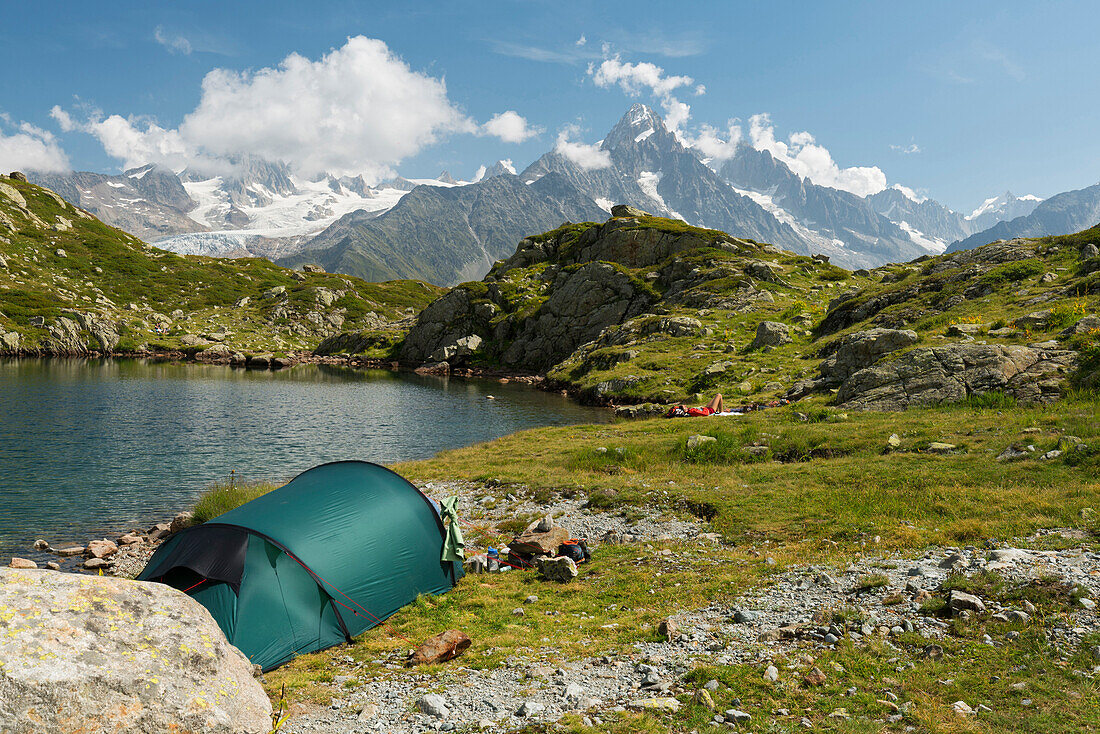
558 538 590 563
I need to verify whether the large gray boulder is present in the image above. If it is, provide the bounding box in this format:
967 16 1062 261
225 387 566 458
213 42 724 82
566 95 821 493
836 344 1078 410
0 331 20 353
819 328 918 384
749 320 791 350
0 567 271 733
610 204 650 218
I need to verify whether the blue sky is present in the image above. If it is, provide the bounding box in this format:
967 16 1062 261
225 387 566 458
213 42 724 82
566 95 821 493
1 0 1097 212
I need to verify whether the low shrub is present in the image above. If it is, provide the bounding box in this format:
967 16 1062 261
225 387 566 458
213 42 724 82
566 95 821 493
569 446 648 474
953 391 1018 410
980 258 1045 285
192 478 279 523
676 426 769 465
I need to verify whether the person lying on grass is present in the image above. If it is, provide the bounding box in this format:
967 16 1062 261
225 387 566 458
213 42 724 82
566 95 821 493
665 393 726 418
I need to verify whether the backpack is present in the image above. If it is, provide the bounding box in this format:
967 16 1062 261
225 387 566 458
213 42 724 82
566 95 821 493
559 538 591 563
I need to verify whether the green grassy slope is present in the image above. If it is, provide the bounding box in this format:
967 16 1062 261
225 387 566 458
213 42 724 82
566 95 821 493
0 175 442 356
546 223 1099 404
331 212 1099 404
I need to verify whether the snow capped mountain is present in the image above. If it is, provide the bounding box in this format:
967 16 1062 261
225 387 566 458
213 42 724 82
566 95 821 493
33 155 475 260
473 160 519 182
520 103 810 258
947 183 1099 253
719 141 939 262
965 191 1043 230
865 187 975 252
28 102 1065 280
28 165 205 240
154 163 472 259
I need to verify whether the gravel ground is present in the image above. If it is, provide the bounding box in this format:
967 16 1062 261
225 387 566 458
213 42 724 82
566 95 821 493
282 529 1100 734
20 483 1100 733
417 479 705 544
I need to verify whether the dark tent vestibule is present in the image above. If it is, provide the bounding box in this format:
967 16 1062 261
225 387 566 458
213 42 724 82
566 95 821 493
138 460 462 671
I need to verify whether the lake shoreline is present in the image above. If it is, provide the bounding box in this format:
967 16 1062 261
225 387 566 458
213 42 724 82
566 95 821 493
0 349 552 387
2 359 610 565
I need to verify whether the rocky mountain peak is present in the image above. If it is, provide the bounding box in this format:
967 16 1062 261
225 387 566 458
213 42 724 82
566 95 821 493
602 103 674 152
482 160 518 179
720 144 797 193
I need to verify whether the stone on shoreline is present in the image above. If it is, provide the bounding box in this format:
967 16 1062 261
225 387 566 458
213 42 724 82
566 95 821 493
8 557 36 569
83 557 110 570
85 539 119 559
146 522 172 541
170 511 194 534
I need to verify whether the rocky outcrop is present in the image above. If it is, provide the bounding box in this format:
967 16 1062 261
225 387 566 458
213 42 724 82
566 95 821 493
7 313 122 356
0 567 271 733
399 288 485 364
431 334 483 363
72 312 121 352
819 328 919 384
1062 315 1100 337
818 238 1045 336
400 259 655 371
314 320 396 356
836 344 1078 410
500 263 654 369
494 217 726 276
42 316 88 354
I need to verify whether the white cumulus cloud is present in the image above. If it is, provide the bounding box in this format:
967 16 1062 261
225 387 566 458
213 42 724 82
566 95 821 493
0 115 70 172
748 114 887 197
589 56 696 99
689 120 743 164
481 110 541 143
588 54 703 142
54 36 479 183
554 124 611 170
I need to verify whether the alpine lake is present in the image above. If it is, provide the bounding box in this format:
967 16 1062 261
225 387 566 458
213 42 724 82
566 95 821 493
0 358 608 561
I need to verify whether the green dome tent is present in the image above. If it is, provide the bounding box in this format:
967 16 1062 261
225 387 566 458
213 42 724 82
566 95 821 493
138 461 463 671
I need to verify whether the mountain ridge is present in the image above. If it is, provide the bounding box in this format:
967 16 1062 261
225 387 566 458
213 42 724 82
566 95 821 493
947 183 1100 253
25 103 1090 285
